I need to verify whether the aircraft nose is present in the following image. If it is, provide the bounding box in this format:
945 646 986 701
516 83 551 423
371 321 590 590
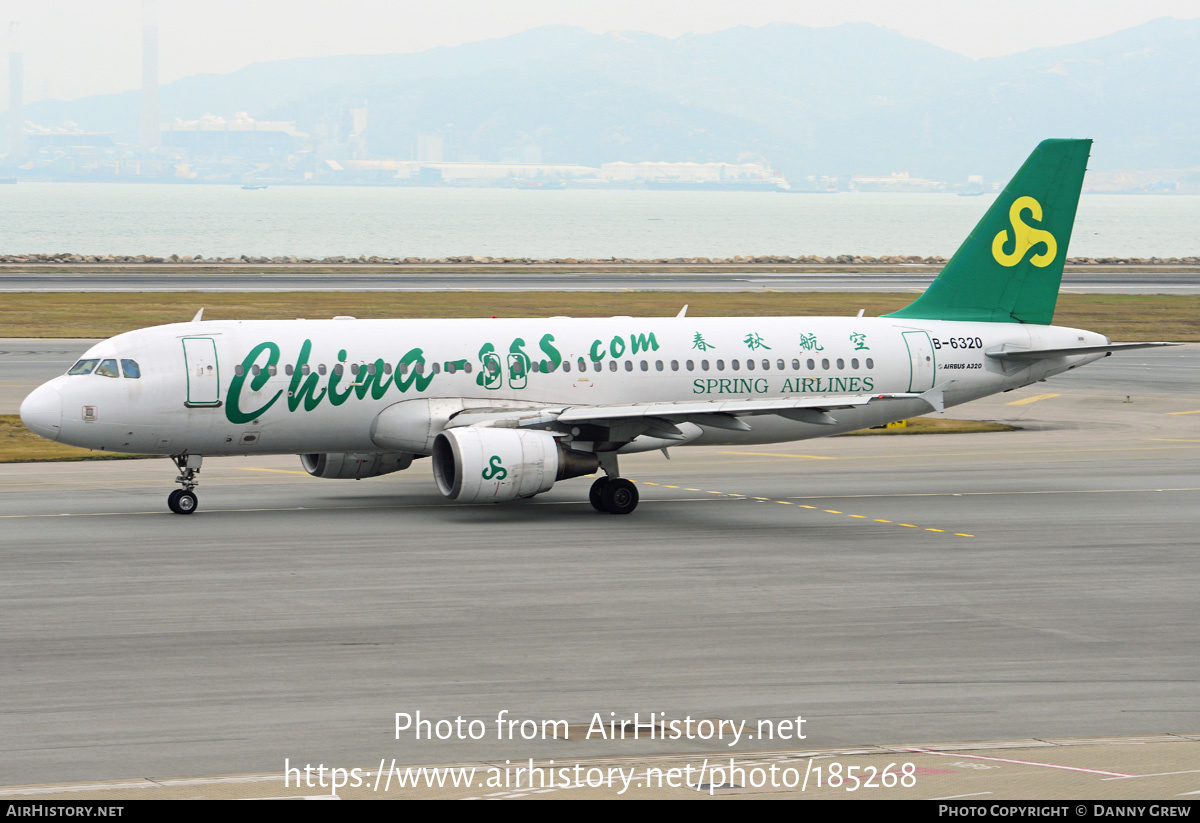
20 383 63 442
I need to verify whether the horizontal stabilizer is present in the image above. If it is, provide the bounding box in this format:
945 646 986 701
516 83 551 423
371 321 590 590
986 342 1179 362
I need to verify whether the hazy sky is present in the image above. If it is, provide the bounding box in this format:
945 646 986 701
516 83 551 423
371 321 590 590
3 0 1200 106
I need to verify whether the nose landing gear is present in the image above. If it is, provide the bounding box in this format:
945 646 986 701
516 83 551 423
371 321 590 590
168 454 203 515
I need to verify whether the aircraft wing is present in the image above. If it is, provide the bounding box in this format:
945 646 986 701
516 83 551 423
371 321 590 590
446 391 940 437
986 342 1178 361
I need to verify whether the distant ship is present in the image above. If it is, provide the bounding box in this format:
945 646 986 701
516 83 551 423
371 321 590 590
645 179 786 192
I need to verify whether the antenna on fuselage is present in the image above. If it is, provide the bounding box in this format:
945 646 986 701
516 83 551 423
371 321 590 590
192 308 204 322
676 305 688 318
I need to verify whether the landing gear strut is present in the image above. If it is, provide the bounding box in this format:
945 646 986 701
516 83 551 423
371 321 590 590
168 454 202 515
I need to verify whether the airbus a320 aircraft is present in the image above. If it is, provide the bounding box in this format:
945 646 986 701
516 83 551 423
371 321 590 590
20 139 1173 515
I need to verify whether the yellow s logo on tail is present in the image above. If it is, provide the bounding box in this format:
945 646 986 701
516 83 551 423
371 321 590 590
991 196 1058 268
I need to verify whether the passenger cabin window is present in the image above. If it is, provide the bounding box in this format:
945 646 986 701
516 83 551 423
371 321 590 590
562 360 571 373
95 359 120 378
68 359 99 376
866 358 875 369
120 359 141 379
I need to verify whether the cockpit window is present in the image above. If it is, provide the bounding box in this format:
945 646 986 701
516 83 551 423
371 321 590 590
121 359 142 379
95 359 120 378
68 359 99 375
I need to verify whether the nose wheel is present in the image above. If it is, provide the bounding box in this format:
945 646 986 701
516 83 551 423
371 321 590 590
168 489 198 514
168 453 203 515
589 476 639 515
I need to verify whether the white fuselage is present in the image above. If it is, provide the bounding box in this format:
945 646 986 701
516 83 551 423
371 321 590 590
22 315 1108 457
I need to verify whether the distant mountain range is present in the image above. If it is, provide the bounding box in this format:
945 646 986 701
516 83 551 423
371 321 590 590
6 19 1200 181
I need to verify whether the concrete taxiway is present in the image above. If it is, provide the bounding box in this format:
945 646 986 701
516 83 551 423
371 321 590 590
1 346 1197 792
2 267 1200 293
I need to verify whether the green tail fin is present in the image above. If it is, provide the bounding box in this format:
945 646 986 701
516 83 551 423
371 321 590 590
885 138 1092 325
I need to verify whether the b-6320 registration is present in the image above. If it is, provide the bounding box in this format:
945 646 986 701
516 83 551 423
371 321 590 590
932 336 984 349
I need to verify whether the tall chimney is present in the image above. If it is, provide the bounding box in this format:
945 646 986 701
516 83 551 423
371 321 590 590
140 0 160 149
7 22 23 158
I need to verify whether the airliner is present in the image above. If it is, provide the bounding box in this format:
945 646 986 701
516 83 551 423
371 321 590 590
19 139 1173 515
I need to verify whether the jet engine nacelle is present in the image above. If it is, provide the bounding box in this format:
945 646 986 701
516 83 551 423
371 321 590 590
301 451 415 480
432 427 599 503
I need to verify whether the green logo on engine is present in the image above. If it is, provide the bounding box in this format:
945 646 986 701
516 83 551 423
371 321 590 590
482 455 508 480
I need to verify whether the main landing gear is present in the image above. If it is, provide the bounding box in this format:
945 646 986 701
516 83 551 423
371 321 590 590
168 454 202 515
589 476 639 515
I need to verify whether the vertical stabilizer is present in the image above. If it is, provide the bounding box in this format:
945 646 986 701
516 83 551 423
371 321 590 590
886 138 1091 325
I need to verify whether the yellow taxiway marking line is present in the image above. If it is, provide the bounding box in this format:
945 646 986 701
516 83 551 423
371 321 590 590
237 467 311 476
720 451 838 460
631 481 974 538
1005 393 1061 406
1166 410 1200 415
1148 438 1200 443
